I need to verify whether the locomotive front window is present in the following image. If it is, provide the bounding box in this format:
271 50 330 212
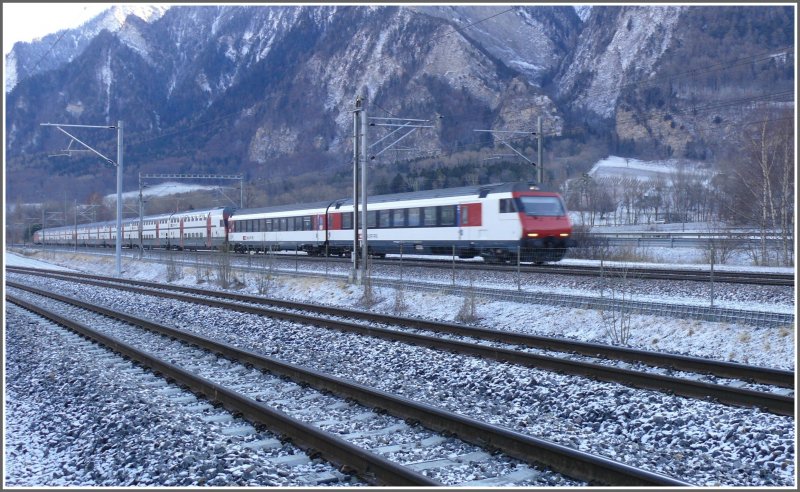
518 196 565 217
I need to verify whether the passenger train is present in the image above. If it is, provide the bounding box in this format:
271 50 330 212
33 182 574 264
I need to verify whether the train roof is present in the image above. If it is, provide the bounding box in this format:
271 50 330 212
232 200 337 217
44 206 232 231
350 182 559 205
232 182 558 217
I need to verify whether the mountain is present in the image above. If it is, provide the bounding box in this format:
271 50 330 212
4 5 169 93
4 5 794 207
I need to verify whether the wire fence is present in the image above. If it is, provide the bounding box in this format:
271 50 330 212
224 249 795 329
18 244 795 329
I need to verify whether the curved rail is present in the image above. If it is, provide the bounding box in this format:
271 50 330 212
13 245 794 286
6 294 438 486
8 266 794 388
7 290 690 487
7 273 793 416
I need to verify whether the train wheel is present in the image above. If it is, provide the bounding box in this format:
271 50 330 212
482 253 505 265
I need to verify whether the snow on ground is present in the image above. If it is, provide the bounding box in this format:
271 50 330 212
588 155 711 181
104 181 227 202
4 248 795 371
4 251 76 271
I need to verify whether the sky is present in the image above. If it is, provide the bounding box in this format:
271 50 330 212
3 3 116 56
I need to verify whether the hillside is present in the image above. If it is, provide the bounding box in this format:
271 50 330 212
4 5 794 208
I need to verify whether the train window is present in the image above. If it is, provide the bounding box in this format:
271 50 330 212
342 212 353 229
393 209 405 228
303 216 312 231
378 210 391 228
266 219 273 232
518 196 565 217
407 208 421 227
440 206 456 226
461 206 469 225
367 210 377 228
280 218 288 231
423 207 436 226
500 198 517 213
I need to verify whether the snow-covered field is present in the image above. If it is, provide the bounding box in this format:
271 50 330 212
588 155 711 181
104 181 225 203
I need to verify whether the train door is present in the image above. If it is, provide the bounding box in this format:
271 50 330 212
179 218 185 249
497 196 521 240
458 202 482 241
206 214 212 248
315 214 325 244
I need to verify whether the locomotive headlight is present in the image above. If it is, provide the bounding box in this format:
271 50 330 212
527 233 539 237
559 233 570 237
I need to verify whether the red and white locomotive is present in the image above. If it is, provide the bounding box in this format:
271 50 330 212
34 182 574 264
228 182 573 263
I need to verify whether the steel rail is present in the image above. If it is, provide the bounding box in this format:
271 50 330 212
6 289 691 487
6 294 440 486
14 245 793 286
8 266 794 388
8 277 793 417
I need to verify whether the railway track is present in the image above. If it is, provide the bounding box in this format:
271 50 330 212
5 303 358 487
6 288 691 486
18 245 795 286
8 267 794 416
363 256 795 286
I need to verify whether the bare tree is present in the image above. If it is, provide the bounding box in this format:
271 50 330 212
216 246 233 288
455 275 479 324
599 263 634 345
727 109 794 266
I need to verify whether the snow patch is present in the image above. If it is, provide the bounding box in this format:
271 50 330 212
104 182 222 202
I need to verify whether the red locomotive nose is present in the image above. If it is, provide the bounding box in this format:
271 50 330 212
514 193 572 239
513 192 573 263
